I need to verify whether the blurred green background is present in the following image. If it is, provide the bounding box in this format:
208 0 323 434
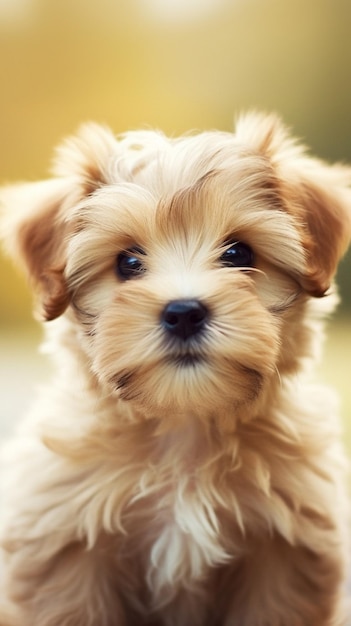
0 0 350 448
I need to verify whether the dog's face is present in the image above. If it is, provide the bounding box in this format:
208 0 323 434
2 114 350 419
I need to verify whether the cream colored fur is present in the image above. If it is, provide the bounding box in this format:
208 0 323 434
0 113 351 625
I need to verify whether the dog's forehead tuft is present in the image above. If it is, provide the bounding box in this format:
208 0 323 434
153 150 279 236
109 129 250 191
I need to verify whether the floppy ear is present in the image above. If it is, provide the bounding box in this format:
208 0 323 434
52 122 118 195
1 178 73 320
0 123 117 320
283 166 351 296
235 112 351 296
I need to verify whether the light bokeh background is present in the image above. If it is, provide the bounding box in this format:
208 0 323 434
0 0 350 457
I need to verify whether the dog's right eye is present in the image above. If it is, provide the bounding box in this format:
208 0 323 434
219 241 254 269
116 248 146 280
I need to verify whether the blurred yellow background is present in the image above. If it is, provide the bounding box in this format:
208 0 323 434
0 0 350 448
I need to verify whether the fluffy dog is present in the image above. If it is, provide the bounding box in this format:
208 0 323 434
0 113 350 626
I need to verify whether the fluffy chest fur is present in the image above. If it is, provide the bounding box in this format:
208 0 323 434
26 364 343 617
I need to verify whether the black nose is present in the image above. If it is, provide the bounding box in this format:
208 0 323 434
161 299 208 341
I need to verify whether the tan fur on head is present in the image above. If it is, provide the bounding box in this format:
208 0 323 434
0 113 350 626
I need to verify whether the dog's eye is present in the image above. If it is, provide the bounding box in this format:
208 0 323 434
220 241 254 269
116 248 146 280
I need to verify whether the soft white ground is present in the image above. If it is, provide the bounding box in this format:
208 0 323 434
0 329 51 437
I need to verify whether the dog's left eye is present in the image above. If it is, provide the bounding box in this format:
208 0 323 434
116 248 146 280
220 241 254 269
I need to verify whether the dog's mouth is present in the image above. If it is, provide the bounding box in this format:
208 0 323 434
164 337 206 368
167 352 205 367
112 350 205 393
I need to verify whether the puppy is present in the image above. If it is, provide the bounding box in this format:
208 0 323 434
0 113 350 626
